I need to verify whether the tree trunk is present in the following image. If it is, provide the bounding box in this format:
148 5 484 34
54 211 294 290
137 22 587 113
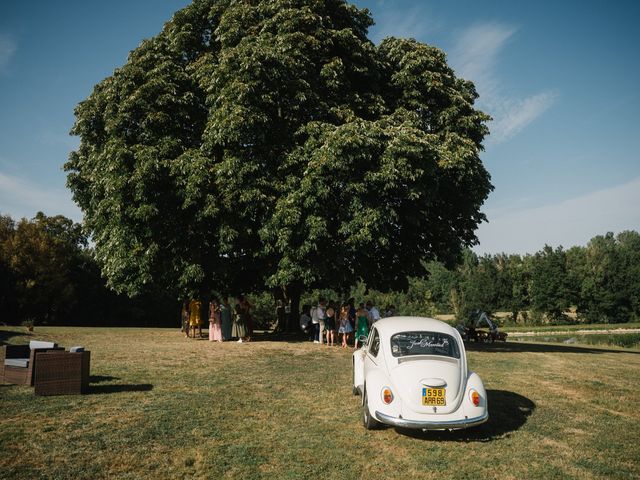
283 282 302 332
272 287 286 333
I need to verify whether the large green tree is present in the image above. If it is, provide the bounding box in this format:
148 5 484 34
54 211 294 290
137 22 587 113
530 245 572 323
1 213 87 324
578 232 638 323
66 0 492 329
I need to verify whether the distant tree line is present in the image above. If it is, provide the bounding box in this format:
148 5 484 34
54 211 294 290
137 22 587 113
0 212 176 327
1 211 638 327
338 231 639 325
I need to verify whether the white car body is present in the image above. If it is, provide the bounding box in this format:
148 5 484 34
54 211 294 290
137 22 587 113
352 316 488 430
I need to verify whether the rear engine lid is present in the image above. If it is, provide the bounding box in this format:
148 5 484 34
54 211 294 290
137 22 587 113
392 357 464 415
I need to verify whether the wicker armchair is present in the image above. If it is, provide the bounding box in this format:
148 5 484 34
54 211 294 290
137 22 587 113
1 341 64 386
33 351 91 395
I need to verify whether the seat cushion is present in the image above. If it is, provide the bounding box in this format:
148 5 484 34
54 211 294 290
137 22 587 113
4 358 29 368
29 340 57 350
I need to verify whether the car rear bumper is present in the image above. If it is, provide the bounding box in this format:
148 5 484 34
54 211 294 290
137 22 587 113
374 410 488 430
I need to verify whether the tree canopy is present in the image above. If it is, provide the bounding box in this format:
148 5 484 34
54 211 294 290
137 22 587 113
0 212 180 327
65 0 492 313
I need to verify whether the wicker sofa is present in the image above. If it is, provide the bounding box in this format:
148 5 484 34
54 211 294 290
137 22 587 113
1 340 64 386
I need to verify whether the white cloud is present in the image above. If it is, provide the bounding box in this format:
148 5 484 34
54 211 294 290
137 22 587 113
450 23 556 144
38 129 80 150
368 4 442 44
370 16 555 143
490 92 557 143
450 23 515 99
474 177 640 255
0 33 16 72
0 171 82 222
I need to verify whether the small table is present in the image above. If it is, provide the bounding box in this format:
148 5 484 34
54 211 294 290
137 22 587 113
33 351 91 396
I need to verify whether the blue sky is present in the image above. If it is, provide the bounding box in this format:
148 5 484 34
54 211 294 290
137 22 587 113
1 0 638 255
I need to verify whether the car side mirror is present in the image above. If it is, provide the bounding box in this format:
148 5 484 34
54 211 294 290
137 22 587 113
359 334 368 343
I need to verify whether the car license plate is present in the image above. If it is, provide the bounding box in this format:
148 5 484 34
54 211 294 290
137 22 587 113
422 387 446 406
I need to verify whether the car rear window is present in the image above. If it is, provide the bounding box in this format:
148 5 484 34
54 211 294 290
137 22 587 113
390 331 460 359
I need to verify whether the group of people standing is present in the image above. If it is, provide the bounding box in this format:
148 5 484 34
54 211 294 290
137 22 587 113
182 296 254 343
300 298 393 348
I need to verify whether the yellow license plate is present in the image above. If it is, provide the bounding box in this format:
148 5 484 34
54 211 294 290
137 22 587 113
422 387 446 406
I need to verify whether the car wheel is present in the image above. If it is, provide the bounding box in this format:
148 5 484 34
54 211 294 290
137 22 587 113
362 388 380 430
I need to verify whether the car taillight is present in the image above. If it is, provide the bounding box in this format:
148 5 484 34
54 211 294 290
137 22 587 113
470 389 480 407
381 387 394 404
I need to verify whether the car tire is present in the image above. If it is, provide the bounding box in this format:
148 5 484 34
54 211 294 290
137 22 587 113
362 388 380 430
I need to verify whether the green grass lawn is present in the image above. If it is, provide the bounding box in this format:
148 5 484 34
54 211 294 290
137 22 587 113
2 326 639 479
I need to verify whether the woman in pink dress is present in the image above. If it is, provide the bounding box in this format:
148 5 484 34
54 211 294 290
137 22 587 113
209 298 223 342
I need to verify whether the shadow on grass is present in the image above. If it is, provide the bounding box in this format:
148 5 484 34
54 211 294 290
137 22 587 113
89 383 153 394
202 330 311 344
394 389 535 443
465 340 640 355
89 375 120 383
227 331 640 353
0 329 30 346
250 331 309 343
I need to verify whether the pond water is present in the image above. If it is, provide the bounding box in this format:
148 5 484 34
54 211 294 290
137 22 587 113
509 332 640 350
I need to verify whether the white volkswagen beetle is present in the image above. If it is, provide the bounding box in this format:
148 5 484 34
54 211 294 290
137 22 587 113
352 316 488 430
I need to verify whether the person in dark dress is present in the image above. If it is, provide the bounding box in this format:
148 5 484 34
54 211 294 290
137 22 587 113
347 297 357 346
220 298 233 340
232 302 248 342
324 305 337 346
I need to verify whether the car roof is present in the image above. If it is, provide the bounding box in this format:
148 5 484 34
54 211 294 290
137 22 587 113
372 316 457 338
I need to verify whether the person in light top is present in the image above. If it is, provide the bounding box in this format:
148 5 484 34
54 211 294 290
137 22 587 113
310 298 326 344
208 298 223 342
366 300 380 327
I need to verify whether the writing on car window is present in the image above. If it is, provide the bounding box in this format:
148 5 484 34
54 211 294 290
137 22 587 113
390 331 460 359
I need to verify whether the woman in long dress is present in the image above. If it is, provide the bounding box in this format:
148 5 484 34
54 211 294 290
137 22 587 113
354 302 370 349
181 300 190 338
232 302 247 342
208 298 223 342
189 299 203 338
239 296 253 341
220 298 233 341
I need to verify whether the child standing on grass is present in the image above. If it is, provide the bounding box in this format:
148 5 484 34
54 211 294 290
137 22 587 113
324 306 336 346
338 304 353 348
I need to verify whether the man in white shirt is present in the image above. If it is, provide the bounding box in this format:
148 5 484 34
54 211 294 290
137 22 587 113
366 300 380 327
311 298 327 344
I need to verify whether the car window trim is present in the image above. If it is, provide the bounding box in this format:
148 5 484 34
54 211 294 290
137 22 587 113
369 328 380 357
